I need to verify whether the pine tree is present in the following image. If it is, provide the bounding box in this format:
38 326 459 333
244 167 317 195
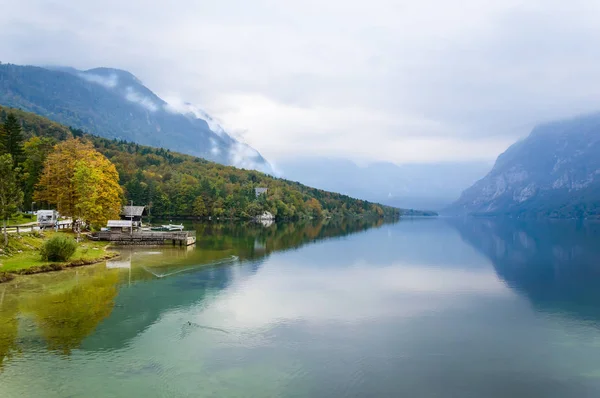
0 122 5 155
2 113 25 167
0 154 24 246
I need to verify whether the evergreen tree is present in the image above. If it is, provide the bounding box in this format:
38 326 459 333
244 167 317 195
0 154 24 246
0 122 4 154
1 113 25 167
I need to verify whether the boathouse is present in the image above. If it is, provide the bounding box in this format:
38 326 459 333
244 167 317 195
106 220 134 232
121 205 148 227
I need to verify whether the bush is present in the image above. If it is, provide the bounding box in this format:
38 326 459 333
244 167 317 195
40 235 78 262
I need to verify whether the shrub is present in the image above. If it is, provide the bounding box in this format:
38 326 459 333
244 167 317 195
40 235 78 262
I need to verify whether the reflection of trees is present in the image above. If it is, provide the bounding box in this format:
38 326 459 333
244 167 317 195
195 218 387 261
82 218 390 351
0 287 19 369
22 270 119 355
450 218 600 322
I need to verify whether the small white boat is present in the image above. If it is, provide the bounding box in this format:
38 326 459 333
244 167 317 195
150 224 184 231
162 224 184 231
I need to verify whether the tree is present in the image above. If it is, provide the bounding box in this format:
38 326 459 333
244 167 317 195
73 157 123 230
1 113 25 167
21 136 56 209
36 138 96 218
35 138 123 229
0 155 23 246
193 196 207 217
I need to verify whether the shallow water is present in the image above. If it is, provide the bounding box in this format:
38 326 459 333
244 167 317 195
2 218 600 397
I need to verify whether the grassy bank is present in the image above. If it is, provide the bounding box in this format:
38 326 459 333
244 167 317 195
0 231 117 281
6 212 36 226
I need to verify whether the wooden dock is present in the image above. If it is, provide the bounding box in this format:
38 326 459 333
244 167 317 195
93 231 196 246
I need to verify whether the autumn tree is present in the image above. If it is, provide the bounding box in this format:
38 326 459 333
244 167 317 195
0 154 23 246
73 157 123 230
306 198 323 218
35 138 123 229
0 113 25 167
192 196 207 217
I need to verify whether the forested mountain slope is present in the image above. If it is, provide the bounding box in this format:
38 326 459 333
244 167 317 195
2 106 400 220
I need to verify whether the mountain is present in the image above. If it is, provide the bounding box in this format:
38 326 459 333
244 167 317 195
448 113 600 218
0 63 273 173
279 157 491 211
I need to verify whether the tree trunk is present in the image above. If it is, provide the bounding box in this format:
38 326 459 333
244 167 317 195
3 219 7 247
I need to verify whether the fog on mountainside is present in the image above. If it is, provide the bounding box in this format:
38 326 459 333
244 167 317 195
279 158 492 211
0 63 274 174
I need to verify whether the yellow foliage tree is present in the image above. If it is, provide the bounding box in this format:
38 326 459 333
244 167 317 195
74 157 123 230
35 138 123 228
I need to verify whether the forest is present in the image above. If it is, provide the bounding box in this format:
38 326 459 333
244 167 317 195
0 106 400 230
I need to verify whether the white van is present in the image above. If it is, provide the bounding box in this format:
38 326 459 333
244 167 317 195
37 210 58 227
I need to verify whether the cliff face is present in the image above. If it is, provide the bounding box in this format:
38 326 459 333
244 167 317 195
448 113 600 218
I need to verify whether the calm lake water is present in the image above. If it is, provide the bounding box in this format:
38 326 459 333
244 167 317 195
2 217 600 397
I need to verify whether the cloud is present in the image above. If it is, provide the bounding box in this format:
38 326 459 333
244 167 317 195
1 0 600 164
228 141 278 175
124 86 159 112
200 260 510 328
78 72 118 88
163 96 226 136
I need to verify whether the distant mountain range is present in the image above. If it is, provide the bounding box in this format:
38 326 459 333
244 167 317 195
448 113 600 218
279 157 491 211
0 63 273 173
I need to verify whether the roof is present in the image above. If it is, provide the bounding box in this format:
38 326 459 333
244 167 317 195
37 210 57 215
107 220 133 228
255 187 268 193
121 205 147 217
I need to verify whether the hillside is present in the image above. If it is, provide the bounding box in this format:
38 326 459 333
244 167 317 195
448 112 600 218
0 63 272 173
2 106 400 220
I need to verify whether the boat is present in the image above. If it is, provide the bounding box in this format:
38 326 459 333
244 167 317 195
150 224 184 232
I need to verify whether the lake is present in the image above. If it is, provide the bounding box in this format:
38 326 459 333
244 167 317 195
2 217 600 397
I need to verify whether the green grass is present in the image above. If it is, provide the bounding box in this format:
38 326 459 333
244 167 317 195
5 213 36 226
0 231 114 272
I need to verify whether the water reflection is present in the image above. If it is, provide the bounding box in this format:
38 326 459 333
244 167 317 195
0 266 120 365
0 287 18 368
22 270 119 355
449 218 600 323
3 219 600 397
0 218 390 363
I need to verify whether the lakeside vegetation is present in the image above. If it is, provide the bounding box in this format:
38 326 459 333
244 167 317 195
0 105 401 232
0 231 115 274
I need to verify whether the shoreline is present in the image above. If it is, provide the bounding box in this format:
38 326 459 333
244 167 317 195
0 251 120 284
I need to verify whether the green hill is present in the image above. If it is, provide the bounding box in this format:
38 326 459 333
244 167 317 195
2 106 400 220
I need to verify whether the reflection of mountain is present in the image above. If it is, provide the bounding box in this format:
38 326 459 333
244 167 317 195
82 219 388 351
450 218 600 322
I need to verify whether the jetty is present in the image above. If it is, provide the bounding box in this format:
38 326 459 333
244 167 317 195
92 230 196 246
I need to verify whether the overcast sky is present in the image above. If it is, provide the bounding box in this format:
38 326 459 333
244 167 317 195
2 0 600 164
